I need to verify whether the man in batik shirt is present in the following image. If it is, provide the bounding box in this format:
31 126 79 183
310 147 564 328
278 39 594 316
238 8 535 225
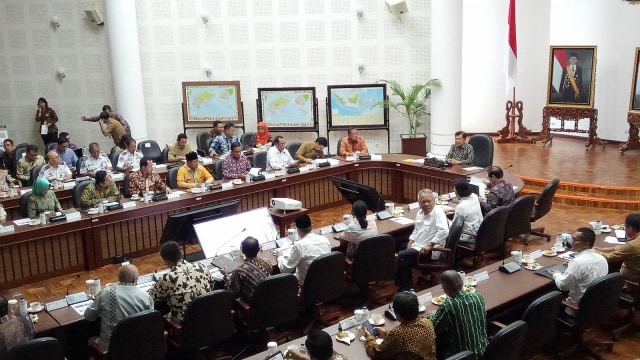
222 142 251 180
220 237 272 303
445 131 474 165
127 157 171 196
480 166 515 215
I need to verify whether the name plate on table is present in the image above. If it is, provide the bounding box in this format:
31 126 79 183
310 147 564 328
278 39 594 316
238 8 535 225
46 299 68 312
137 273 155 284
473 271 490 282
371 154 382 161
65 212 82 222
111 173 124 181
221 182 233 190
261 241 277 251
63 182 76 190
121 201 137 209
530 250 543 260
319 226 333 235
418 292 433 304
70 300 93 316
166 193 180 200
299 167 309 173
263 173 275 180
0 225 15 234
339 316 359 330
201 157 213 165
65 292 89 305
408 202 420 210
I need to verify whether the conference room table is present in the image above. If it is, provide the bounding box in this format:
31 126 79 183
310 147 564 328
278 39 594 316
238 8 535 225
1 154 524 291
244 230 623 360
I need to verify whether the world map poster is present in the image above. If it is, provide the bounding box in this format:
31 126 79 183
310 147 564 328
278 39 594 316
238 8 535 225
182 81 243 126
258 87 317 131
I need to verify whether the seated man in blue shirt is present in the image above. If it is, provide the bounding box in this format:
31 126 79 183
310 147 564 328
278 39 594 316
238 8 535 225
56 136 78 168
209 122 239 157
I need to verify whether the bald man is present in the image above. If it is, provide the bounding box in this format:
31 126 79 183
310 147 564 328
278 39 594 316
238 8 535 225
85 264 154 350
39 150 72 181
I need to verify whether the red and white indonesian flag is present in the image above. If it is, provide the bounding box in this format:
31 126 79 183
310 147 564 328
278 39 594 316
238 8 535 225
550 49 568 93
504 0 517 93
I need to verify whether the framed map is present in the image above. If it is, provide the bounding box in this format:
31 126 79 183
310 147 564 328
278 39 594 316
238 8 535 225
327 84 388 131
182 81 243 126
257 87 318 131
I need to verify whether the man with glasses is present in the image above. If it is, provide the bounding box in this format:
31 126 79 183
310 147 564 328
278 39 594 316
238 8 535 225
549 227 608 306
222 142 250 180
16 145 45 186
39 150 72 181
295 137 327 164
267 136 297 170
595 213 640 282
0 139 16 176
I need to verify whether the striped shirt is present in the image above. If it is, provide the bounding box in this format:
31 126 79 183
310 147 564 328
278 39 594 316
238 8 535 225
428 291 488 358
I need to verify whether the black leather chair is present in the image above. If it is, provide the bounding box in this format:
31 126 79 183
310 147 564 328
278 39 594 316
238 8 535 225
285 141 302 159
504 194 536 245
20 191 32 218
166 290 235 359
29 164 44 185
299 252 345 333
489 290 563 359
76 155 88 176
468 134 494 167
611 279 640 340
530 178 560 242
161 146 169 164
196 131 210 152
458 207 510 268
482 320 527 360
137 140 163 164
336 138 342 156
111 151 120 171
236 273 299 331
557 272 625 359
8 337 64 360
109 145 119 159
253 151 268 171
13 145 27 176
241 132 256 149
166 167 179 190
346 235 396 298
415 215 465 285
213 160 223 181
445 351 476 360
122 173 132 198
72 179 93 208
206 137 215 154
89 309 165 360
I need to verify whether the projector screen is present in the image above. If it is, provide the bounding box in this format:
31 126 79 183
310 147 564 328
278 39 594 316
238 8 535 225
193 207 278 258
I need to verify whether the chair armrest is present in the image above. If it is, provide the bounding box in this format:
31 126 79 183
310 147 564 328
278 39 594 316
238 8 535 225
345 257 353 266
166 318 182 331
431 247 451 253
462 230 478 237
490 320 507 328
88 342 107 360
562 299 579 310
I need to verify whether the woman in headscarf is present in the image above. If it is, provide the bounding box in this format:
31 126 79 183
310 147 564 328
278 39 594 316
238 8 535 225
28 178 62 218
255 122 272 148
340 200 378 259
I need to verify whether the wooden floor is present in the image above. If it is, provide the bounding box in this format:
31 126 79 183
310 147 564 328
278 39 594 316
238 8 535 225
4 137 640 359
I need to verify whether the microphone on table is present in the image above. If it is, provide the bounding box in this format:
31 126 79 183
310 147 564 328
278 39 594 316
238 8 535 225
66 274 81 295
153 264 168 281
502 164 514 171
215 228 247 258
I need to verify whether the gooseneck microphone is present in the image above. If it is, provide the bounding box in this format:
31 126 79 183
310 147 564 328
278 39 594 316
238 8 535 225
66 274 81 295
215 228 247 257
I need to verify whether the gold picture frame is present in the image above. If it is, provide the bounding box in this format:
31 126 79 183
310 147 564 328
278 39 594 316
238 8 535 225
546 46 597 108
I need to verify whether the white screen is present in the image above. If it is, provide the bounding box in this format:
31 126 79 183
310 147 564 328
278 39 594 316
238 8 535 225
193 207 278 258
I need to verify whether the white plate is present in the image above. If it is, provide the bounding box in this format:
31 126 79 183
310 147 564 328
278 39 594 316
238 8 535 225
27 306 44 313
232 179 243 185
524 262 542 271
418 305 427 313
336 331 356 341
369 317 385 326
552 247 566 253
189 188 202 194
432 295 447 305
463 286 476 294
87 209 98 215
542 249 557 257
29 220 41 226
601 227 612 233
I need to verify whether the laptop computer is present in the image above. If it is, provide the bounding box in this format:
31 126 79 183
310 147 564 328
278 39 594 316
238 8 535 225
211 254 241 273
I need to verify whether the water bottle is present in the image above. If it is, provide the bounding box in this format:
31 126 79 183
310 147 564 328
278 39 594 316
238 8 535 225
200 182 206 192
98 202 104 214
40 212 46 225
354 151 360 160
19 297 28 316
362 306 370 322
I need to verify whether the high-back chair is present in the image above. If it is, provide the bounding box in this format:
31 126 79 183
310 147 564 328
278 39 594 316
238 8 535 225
300 252 345 333
530 178 560 242
29 164 44 186
504 194 536 245
8 337 64 360
166 166 179 189
346 234 396 299
285 142 302 158
458 207 510 268
236 274 299 331
468 134 494 167
196 131 210 152
137 140 163 164
557 272 624 359
482 320 527 360
253 151 268 171
72 180 93 208
415 215 465 285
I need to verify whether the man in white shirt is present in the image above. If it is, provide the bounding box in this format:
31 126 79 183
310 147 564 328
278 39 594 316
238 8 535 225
79 142 113 177
549 227 608 306
396 189 449 291
117 137 144 172
267 136 297 170
453 178 483 245
277 214 331 283
39 150 72 181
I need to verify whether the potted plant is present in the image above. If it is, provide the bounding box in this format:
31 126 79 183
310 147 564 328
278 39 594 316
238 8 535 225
377 79 441 156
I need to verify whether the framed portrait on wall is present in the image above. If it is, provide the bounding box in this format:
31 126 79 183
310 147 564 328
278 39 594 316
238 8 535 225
546 46 597 108
630 47 640 113
182 81 243 127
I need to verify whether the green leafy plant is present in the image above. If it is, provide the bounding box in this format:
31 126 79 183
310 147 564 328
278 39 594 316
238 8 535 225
376 79 441 138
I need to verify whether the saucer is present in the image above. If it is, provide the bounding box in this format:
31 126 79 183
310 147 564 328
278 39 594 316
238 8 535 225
87 209 98 215
432 295 447 305
601 226 612 233
369 317 385 326
233 179 243 185
27 306 44 313
542 249 557 257
524 262 541 270
336 331 355 341
418 305 427 313
29 220 41 226
463 286 476 294
189 188 202 193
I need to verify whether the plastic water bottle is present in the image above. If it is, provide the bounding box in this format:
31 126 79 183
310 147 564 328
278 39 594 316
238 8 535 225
19 297 28 316
362 306 370 322
200 182 206 192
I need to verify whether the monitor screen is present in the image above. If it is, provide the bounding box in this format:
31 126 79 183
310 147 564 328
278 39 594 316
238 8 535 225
193 207 279 258
159 200 240 244
328 175 385 212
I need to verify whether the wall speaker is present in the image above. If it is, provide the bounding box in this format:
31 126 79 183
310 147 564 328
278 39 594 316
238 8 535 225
84 5 104 25
385 0 409 16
